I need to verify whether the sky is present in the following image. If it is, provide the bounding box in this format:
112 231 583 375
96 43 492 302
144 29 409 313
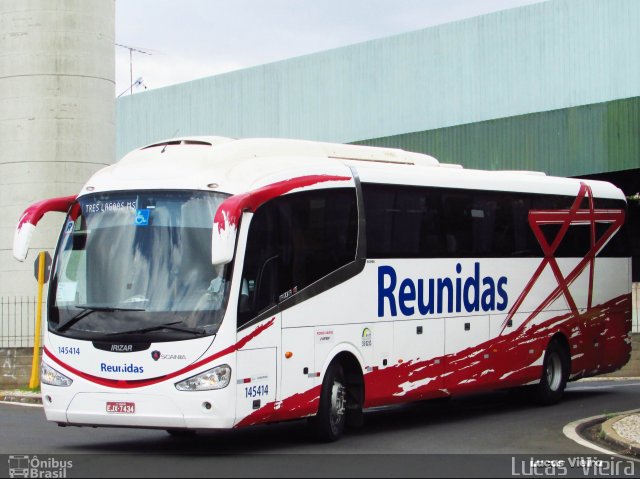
115 0 547 97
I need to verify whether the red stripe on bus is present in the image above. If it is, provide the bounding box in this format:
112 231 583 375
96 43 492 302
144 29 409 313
214 175 350 234
44 317 275 389
501 183 625 335
234 294 630 427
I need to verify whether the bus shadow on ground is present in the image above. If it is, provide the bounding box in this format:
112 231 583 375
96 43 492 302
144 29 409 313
63 386 612 455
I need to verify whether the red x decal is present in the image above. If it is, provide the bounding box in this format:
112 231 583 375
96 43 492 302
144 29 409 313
501 182 625 333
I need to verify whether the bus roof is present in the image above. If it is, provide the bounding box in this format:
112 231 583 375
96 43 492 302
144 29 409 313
81 136 625 201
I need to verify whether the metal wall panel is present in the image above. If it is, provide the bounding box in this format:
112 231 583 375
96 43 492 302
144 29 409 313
116 0 640 165
353 96 640 177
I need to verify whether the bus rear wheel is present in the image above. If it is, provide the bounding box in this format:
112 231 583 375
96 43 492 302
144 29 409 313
309 361 347 442
535 338 569 406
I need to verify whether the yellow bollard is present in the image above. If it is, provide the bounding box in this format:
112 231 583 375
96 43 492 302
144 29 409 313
29 251 46 389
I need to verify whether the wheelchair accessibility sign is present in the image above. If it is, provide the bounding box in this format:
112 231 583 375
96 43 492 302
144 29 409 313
135 209 150 226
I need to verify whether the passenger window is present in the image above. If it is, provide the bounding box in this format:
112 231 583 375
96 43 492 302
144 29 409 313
362 183 545 258
238 188 357 327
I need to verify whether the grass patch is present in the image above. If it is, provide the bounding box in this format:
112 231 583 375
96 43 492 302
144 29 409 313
16 386 41 393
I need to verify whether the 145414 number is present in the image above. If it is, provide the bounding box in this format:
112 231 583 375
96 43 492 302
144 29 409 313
245 384 269 398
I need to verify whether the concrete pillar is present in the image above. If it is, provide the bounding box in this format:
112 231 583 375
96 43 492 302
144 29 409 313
0 0 115 304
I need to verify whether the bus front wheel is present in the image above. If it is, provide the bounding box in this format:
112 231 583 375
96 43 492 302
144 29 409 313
535 339 569 406
309 361 347 442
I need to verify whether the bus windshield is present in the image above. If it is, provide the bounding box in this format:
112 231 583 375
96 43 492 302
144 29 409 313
49 190 231 341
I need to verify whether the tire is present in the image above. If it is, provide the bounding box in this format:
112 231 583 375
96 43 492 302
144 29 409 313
535 339 569 406
309 361 347 442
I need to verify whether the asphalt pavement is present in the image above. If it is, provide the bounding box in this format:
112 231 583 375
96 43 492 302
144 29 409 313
2 379 639 458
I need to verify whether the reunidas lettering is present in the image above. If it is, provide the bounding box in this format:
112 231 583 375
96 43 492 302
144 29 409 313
378 263 508 317
100 363 145 374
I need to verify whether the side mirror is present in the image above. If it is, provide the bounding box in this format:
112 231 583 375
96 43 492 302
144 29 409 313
13 196 77 262
212 207 238 266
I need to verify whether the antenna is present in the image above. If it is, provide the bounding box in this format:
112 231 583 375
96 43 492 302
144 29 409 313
116 43 153 96
117 77 146 98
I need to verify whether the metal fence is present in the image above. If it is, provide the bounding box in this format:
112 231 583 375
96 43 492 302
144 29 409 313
1 285 639 348
0 297 44 348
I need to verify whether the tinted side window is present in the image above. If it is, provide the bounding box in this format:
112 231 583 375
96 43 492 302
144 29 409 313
238 188 357 327
363 186 445 258
530 196 628 258
590 199 629 258
362 184 532 258
237 200 282 326
362 183 626 259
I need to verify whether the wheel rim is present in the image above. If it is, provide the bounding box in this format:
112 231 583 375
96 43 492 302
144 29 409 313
329 380 346 432
546 352 563 391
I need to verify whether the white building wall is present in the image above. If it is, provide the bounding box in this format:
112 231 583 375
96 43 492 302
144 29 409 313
0 0 115 302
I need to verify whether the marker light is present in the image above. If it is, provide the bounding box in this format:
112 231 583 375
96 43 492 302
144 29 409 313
41 362 73 387
175 364 231 391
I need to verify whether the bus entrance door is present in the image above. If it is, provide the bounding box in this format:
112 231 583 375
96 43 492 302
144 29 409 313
235 347 277 422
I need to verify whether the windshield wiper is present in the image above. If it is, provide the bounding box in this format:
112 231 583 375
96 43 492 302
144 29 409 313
56 305 146 333
106 321 207 336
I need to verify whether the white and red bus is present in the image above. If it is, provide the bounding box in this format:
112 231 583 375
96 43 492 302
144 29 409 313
14 137 631 441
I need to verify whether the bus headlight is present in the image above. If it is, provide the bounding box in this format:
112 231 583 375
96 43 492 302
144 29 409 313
41 362 73 387
175 365 231 391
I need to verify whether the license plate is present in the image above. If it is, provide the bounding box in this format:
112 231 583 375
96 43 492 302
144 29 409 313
106 401 136 414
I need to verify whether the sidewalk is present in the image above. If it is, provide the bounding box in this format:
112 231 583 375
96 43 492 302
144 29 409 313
598 411 640 456
0 389 43 405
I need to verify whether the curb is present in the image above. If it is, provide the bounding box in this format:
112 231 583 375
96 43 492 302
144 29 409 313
564 410 640 458
601 413 640 457
0 393 43 405
577 377 640 382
